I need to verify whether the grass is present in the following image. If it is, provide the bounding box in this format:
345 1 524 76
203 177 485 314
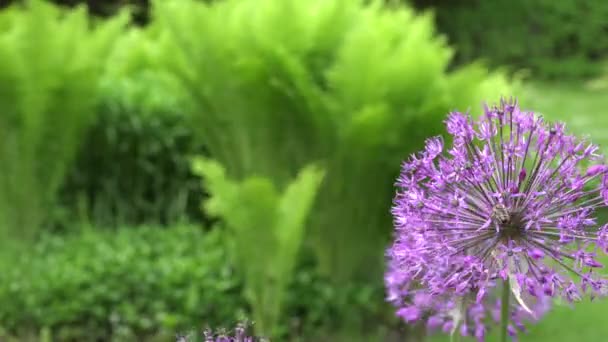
521 82 608 341
522 81 608 150
428 80 608 342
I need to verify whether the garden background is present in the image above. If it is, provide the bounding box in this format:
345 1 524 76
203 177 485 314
0 0 607 341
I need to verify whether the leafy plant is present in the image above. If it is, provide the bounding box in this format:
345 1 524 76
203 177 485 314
0 223 408 341
193 158 324 336
0 225 244 341
154 0 511 284
59 29 207 228
0 0 127 240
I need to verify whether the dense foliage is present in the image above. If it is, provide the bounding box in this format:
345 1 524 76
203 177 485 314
60 29 207 228
0 226 241 341
416 0 608 79
153 0 511 287
0 226 400 341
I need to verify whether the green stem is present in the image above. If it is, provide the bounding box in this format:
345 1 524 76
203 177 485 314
501 278 511 342
449 330 461 342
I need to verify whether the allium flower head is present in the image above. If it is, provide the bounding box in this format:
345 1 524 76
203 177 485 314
387 99 608 339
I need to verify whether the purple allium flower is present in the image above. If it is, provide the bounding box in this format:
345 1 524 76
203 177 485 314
387 252 552 341
386 99 608 339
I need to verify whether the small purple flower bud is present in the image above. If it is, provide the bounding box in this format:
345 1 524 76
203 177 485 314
528 248 544 260
587 165 608 177
475 288 486 303
442 321 453 334
603 188 608 205
397 306 421 323
425 137 444 159
475 324 486 342
508 325 517 337
518 168 527 183
460 322 469 337
414 292 432 307
427 315 443 330
584 257 603 268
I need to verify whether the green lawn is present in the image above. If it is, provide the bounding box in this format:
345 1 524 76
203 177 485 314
522 81 608 150
429 81 608 342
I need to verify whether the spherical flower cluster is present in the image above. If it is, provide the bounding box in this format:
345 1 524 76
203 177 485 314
386 99 608 340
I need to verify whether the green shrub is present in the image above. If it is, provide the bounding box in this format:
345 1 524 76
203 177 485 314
417 0 608 79
0 225 244 341
0 0 127 240
153 0 511 284
0 225 401 341
194 158 324 336
59 29 208 228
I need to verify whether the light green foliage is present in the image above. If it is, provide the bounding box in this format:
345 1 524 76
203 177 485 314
0 1 127 239
98 28 189 117
193 158 324 336
155 0 511 284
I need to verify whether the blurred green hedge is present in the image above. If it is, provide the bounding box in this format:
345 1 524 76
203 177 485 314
0 226 241 341
413 0 608 79
0 226 398 341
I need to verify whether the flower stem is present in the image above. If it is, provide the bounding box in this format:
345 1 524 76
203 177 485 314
501 278 510 342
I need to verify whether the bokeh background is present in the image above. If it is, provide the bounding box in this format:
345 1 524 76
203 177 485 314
0 0 606 341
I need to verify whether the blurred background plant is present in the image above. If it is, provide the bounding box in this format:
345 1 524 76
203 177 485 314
152 0 511 289
193 158 324 336
58 29 208 229
410 0 608 79
0 0 127 243
0 0 606 341
0 226 242 341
